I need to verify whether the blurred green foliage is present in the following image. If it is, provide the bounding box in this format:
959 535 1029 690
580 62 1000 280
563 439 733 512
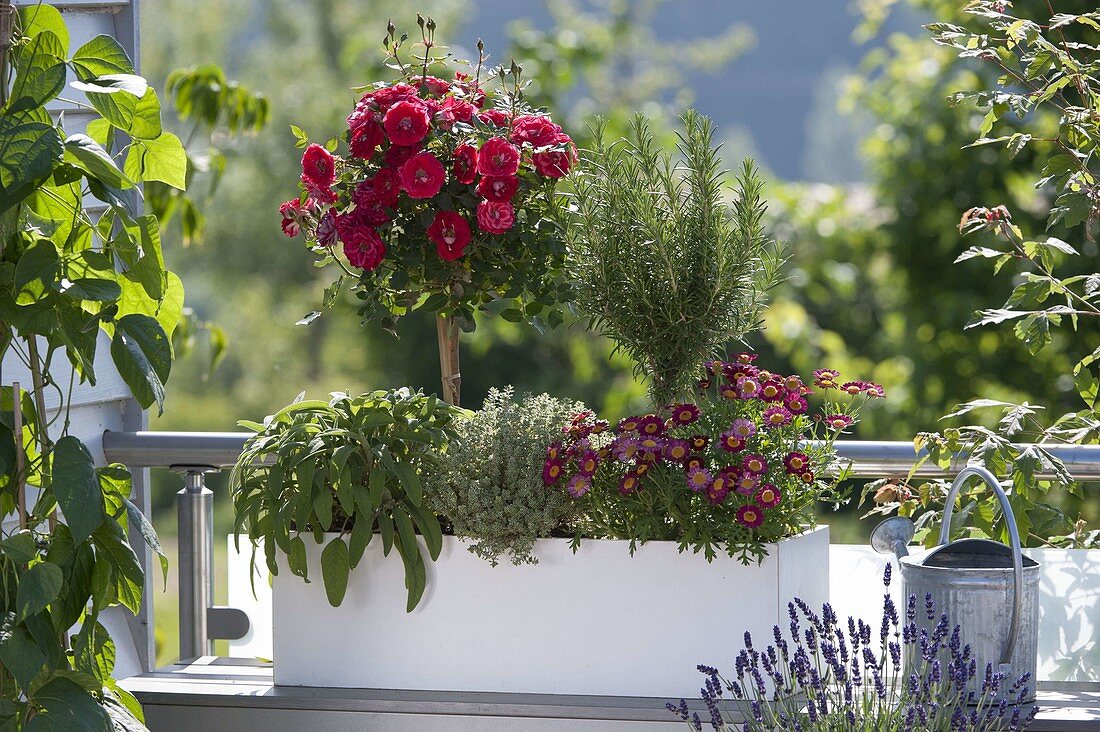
140 0 1096 520
137 1 1100 663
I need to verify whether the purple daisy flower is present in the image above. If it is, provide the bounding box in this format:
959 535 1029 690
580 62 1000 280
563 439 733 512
611 436 640 461
730 418 757 439
734 471 760 496
566 474 592 498
685 466 713 493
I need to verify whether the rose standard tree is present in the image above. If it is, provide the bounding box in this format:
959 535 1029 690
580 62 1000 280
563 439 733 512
280 16 576 405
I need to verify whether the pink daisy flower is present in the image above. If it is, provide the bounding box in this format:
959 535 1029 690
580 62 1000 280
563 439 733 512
719 430 747 453
762 406 793 428
723 363 758 381
784 452 810 474
737 377 761 399
542 460 564 486
705 481 730 506
785 395 809 414
670 403 701 425
617 415 642 433
636 414 666 437
784 375 805 392
684 455 706 470
813 369 841 389
576 450 600 478
756 484 782 508
737 504 765 528
742 454 768 475
840 381 865 396
618 471 642 495
825 414 854 431
759 379 784 402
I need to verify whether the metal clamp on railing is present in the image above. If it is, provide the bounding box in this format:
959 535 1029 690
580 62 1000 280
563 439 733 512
171 465 249 661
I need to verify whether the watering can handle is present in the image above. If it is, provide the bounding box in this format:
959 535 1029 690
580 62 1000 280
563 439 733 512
938 465 1024 666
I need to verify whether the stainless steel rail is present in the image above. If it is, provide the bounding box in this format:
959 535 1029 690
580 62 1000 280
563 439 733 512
102 431 1100 477
100 431 1100 665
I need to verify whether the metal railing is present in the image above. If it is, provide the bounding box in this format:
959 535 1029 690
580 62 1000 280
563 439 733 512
100 431 1100 664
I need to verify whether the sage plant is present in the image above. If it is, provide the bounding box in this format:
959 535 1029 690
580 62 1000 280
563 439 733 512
669 564 1037 731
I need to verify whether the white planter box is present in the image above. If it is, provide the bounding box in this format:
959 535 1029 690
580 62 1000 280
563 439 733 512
272 527 829 697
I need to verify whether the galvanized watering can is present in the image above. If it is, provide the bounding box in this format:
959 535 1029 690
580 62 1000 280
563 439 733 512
872 465 1039 703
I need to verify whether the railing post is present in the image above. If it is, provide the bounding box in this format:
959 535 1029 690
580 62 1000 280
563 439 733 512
176 467 215 660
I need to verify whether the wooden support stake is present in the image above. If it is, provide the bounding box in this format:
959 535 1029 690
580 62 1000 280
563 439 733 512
435 314 461 406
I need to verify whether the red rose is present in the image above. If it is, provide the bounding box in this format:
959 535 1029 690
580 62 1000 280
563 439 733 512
477 137 520 177
511 114 562 147
532 135 577 179
339 222 386 271
369 83 416 112
442 96 476 123
352 183 392 226
346 102 379 135
316 210 338 246
385 144 421 168
399 152 447 199
452 144 478 184
477 175 519 203
427 210 472 261
301 143 335 188
278 199 308 237
476 200 515 234
419 75 452 97
477 108 511 127
370 167 400 206
302 179 337 206
349 118 384 159
383 99 431 146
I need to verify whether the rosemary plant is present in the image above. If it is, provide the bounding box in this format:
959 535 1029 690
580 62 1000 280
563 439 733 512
564 110 782 407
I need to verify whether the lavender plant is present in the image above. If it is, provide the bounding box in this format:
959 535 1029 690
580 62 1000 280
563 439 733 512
670 565 1037 731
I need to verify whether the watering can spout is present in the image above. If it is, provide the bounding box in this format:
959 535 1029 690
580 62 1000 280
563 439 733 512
871 516 916 560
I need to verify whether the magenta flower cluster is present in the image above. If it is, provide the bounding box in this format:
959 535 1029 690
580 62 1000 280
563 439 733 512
542 353 885 534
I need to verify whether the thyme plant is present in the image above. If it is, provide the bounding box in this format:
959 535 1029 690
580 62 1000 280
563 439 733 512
564 110 782 407
425 387 585 566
